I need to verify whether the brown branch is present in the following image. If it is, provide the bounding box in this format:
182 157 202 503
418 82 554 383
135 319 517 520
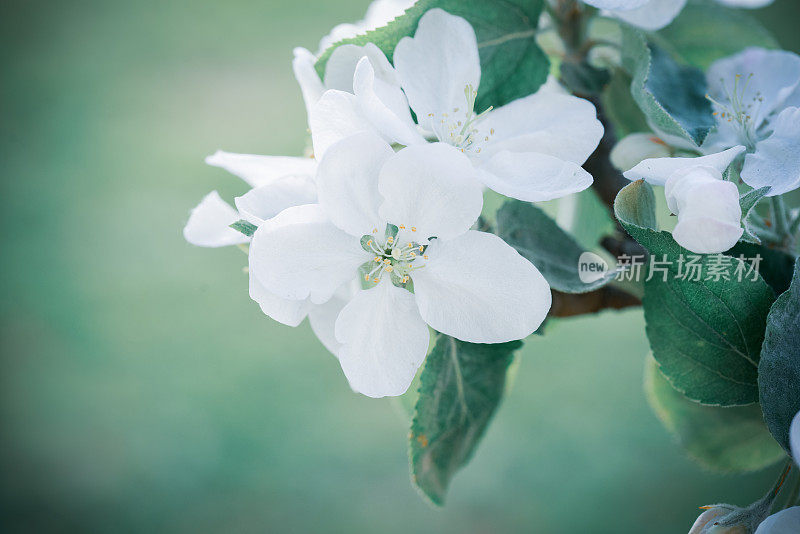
550 287 641 318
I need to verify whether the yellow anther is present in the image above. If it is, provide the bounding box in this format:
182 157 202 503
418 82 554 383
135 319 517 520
423 255 429 260
364 274 370 281
427 113 434 117
384 265 393 272
372 228 378 233
374 256 381 262
411 227 417 232
367 239 372 246
373 278 379 283
490 128 495 135
418 245 424 252
410 252 416 258
399 225 405 229
387 236 394 243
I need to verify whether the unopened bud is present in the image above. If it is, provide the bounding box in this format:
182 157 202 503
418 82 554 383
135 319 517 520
689 506 746 534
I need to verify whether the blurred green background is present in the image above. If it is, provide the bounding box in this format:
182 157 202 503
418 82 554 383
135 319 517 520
1 1 798 532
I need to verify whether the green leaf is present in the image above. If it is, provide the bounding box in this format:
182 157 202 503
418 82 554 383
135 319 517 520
620 27 715 146
614 181 776 406
410 334 521 505
645 355 785 472
758 259 800 453
737 187 770 245
602 69 651 138
229 219 257 237
727 242 795 296
496 199 614 293
654 1 778 70
315 0 549 111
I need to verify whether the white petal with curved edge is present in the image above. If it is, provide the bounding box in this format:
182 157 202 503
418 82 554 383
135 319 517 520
670 176 742 254
708 48 800 129
789 410 800 462
292 47 326 118
610 0 686 31
316 132 393 237
309 90 374 160
308 283 355 356
754 507 800 534
205 150 317 188
476 151 593 202
413 231 551 343
234 175 317 226
623 146 745 185
378 143 483 240
478 91 603 164
582 0 650 9
248 270 310 327
664 165 724 214
324 43 397 93
334 282 429 398
249 204 369 304
315 0 413 55
741 107 800 196
393 9 480 132
610 133 671 172
352 57 424 147
184 191 249 247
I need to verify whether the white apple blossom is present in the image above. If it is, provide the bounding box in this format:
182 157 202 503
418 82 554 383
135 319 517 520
311 9 603 202
249 132 551 397
791 409 800 462
624 146 746 253
184 158 354 353
704 48 800 196
292 0 414 124
583 0 774 31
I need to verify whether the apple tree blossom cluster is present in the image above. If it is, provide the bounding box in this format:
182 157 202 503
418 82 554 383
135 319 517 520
183 0 800 523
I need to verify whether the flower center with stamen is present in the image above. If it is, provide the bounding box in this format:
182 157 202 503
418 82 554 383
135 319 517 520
707 73 764 150
359 223 430 290
426 84 494 156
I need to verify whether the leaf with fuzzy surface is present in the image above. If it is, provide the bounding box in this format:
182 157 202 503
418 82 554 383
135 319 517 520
496 200 614 293
410 334 520 505
620 27 714 146
645 355 784 472
315 0 549 111
758 259 800 453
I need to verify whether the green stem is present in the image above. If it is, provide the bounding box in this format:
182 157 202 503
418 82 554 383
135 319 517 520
771 196 789 239
783 471 800 510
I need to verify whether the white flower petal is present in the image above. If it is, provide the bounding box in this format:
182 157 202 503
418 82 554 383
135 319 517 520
308 283 355 356
292 47 326 119
234 175 317 226
754 507 800 534
324 42 397 92
610 133 671 172
476 151 593 202
610 0 687 31
393 8 480 131
378 143 483 240
205 150 316 188
334 282 429 398
316 132 394 236
623 146 745 185
352 57 424 147
309 90 374 160
667 170 743 254
249 204 369 304
708 48 800 129
790 409 800 463
582 0 651 9
741 107 800 196
183 191 249 248
248 270 311 327
413 231 551 343
479 91 604 165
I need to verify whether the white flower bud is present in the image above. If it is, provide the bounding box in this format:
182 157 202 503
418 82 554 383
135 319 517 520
610 133 671 172
689 506 747 534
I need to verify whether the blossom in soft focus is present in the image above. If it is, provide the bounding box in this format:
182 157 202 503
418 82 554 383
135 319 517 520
704 48 800 196
248 133 551 397
583 0 774 31
312 9 603 202
754 507 800 534
688 506 745 534
624 146 745 253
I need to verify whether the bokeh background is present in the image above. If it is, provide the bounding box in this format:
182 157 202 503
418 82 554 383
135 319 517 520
1 1 799 532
